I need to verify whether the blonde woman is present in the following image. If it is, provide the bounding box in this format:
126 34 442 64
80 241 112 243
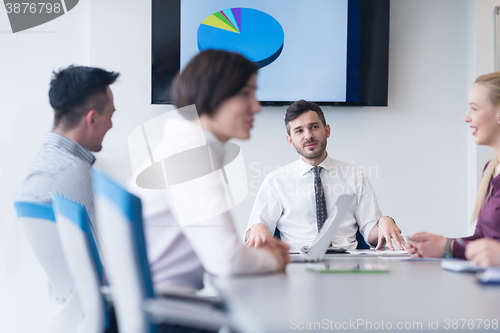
408 73 500 264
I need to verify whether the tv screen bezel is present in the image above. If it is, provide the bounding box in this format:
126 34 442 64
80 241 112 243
151 0 390 106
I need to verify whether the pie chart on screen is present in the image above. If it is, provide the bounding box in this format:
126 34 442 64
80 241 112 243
197 8 284 68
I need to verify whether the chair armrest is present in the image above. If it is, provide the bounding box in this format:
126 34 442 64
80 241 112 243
99 285 113 302
143 297 232 331
158 289 225 307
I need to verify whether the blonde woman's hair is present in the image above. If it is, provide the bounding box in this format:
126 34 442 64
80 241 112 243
471 72 500 221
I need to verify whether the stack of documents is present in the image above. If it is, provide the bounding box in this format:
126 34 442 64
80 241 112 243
348 249 408 257
441 260 482 272
306 262 389 274
476 268 500 284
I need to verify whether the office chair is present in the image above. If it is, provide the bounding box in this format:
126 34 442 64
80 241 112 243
51 194 107 333
355 226 370 249
14 201 83 333
93 170 231 333
274 226 371 249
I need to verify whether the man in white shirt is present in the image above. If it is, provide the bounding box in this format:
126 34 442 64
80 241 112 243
245 100 406 251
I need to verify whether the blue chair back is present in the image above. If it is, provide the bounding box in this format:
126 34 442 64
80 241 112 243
14 201 83 333
93 170 155 333
355 227 371 249
52 194 106 333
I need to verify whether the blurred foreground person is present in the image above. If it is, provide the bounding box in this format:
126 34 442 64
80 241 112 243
129 50 289 299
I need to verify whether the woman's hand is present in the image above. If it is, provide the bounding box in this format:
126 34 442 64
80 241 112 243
465 238 500 267
407 232 447 258
260 238 290 271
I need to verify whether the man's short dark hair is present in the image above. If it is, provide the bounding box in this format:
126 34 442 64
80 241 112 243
284 99 327 135
170 50 259 118
49 65 119 130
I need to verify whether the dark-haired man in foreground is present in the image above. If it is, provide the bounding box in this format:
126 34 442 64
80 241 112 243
245 100 406 251
19 65 119 263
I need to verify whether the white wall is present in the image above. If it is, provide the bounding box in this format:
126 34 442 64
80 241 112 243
0 0 497 331
233 0 470 238
0 2 91 332
89 0 471 238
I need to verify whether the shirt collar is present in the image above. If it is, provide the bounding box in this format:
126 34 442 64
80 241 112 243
297 153 331 176
45 132 96 165
202 127 226 159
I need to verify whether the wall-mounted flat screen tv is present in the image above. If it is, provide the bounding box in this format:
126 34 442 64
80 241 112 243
152 0 390 106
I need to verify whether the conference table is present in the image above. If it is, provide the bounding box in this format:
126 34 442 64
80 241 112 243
212 251 500 333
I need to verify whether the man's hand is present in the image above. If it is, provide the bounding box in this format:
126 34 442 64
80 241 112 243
245 223 274 247
260 238 290 271
369 217 407 250
407 232 447 258
465 239 500 267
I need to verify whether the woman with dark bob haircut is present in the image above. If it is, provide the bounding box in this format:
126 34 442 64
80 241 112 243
172 50 258 116
131 50 289 333
170 50 262 142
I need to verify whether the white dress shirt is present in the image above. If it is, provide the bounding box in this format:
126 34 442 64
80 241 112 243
246 155 382 250
128 119 279 292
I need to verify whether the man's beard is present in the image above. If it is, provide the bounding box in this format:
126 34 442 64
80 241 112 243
294 137 327 160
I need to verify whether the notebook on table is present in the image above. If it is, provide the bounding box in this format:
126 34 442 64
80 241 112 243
476 268 500 284
306 262 389 274
441 259 482 272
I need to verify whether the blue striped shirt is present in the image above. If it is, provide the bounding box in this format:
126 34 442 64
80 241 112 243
19 132 105 266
